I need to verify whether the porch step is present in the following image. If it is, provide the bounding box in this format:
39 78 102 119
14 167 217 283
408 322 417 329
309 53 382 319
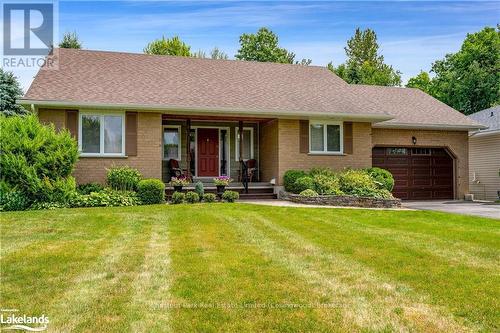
239 193 277 200
165 182 276 200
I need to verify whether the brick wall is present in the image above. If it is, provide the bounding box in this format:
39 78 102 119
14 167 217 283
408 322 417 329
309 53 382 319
276 120 372 184
259 119 279 182
38 109 66 130
372 128 469 199
38 109 162 184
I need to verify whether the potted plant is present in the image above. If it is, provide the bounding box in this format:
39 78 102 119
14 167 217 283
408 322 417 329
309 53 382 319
213 176 232 198
170 176 190 192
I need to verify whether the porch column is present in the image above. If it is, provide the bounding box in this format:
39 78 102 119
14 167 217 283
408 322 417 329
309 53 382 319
186 119 191 180
238 121 243 180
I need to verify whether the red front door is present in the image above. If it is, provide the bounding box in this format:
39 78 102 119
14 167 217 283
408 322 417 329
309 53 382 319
197 128 219 177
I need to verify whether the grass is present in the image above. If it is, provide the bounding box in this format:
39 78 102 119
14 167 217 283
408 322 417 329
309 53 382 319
1 204 499 332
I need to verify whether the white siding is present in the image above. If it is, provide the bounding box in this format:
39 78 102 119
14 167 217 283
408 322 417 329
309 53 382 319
469 132 500 201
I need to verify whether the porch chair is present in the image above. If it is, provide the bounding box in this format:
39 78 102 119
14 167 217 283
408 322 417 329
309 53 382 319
239 159 257 183
168 159 182 179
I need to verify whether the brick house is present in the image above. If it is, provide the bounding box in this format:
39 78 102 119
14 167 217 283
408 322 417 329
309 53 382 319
20 48 484 200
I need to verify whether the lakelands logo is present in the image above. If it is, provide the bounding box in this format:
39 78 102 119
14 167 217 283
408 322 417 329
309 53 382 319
1 0 59 70
0 309 49 332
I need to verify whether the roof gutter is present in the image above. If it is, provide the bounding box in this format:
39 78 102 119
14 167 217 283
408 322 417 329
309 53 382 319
17 99 394 122
373 122 487 131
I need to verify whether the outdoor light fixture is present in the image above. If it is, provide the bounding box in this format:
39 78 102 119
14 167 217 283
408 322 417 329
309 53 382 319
412 136 417 145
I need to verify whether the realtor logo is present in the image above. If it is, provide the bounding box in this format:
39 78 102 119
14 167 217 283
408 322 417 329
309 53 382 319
2 0 58 70
3 2 53 55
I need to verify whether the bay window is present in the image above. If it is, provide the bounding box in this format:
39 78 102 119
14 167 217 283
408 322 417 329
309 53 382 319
80 112 125 156
309 121 343 154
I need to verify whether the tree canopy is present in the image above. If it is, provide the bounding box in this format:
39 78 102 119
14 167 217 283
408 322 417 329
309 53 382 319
235 27 295 64
329 28 401 86
144 36 191 56
59 32 82 49
405 71 432 94
429 26 499 114
191 47 229 60
0 69 27 117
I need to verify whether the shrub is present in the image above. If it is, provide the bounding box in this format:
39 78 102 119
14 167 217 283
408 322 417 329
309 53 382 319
0 114 78 205
283 170 307 193
293 176 314 193
222 190 239 202
29 201 68 210
37 176 77 204
365 167 395 191
0 190 30 211
70 189 139 208
312 174 343 195
194 182 204 199
338 169 379 197
106 166 141 191
203 193 217 203
171 191 185 204
185 191 200 204
137 179 165 205
77 182 105 195
309 167 335 178
299 189 318 197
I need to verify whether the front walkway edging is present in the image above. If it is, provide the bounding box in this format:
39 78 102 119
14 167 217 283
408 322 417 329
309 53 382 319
279 191 401 208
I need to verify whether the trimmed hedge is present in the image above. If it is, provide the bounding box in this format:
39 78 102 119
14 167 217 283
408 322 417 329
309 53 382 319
299 189 318 197
137 179 165 205
185 191 200 204
283 170 307 193
222 190 239 202
203 193 217 203
171 192 185 204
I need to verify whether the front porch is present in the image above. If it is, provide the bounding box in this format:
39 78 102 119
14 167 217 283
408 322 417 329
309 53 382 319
161 114 276 186
165 181 276 200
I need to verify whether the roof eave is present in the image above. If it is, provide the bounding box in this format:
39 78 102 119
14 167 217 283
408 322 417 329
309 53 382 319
373 122 487 131
18 99 394 122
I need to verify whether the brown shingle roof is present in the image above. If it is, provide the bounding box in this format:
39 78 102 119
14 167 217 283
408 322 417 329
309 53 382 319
350 85 482 129
22 48 482 129
23 48 388 120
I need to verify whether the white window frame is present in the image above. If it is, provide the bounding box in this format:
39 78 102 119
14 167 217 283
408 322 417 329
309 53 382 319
79 111 125 157
163 125 182 161
308 120 343 154
235 127 254 161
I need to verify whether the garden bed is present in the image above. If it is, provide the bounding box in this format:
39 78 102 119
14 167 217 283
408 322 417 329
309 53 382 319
280 191 401 208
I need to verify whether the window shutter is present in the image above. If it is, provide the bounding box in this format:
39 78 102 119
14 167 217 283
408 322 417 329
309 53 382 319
343 122 353 154
299 120 309 153
65 110 78 139
126 112 138 156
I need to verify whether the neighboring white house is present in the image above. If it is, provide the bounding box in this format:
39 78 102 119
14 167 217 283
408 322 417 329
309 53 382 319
468 106 500 201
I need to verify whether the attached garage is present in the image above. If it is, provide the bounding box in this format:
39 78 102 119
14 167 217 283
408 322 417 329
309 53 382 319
372 147 454 200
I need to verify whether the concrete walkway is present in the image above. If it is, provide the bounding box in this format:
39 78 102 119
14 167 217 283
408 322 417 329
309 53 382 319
403 200 500 219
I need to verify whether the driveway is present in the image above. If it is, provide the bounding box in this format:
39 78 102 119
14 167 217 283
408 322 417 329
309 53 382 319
403 200 500 219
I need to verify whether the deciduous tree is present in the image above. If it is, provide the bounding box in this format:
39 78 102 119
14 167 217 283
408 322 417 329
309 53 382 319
144 36 191 56
329 28 401 86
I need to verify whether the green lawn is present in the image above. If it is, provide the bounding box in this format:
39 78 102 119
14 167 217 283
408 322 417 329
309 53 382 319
1 204 499 332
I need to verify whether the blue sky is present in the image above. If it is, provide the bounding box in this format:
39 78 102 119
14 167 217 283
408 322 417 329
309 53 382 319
12 1 500 90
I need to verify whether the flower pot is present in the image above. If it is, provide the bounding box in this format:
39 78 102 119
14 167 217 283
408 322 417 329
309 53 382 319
173 185 183 192
216 185 225 200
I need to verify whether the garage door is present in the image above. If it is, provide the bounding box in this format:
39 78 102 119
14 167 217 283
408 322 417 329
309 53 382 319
372 147 454 200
